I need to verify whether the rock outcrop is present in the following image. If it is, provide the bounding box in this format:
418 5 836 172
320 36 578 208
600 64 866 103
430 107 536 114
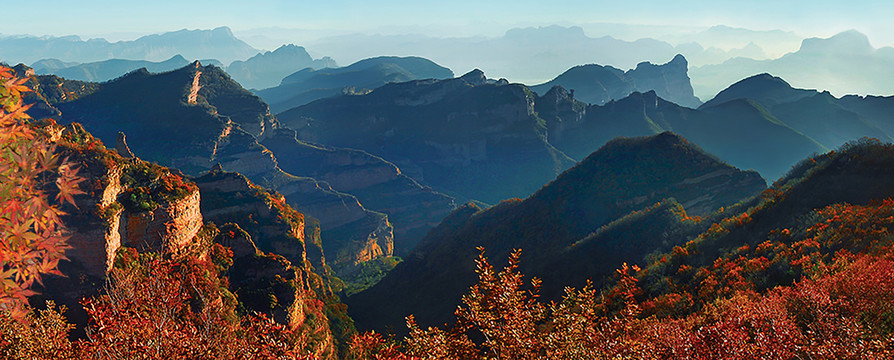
213 223 337 358
36 122 341 359
53 123 203 276
115 132 135 158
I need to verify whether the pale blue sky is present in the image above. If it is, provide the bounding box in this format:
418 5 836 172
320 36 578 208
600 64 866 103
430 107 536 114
5 0 894 46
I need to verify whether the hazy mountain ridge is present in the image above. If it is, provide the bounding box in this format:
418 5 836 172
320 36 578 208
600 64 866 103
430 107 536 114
257 56 455 113
691 30 894 99
305 25 781 85
531 54 702 108
226 44 337 90
31 55 228 83
1 26 259 64
532 70 894 183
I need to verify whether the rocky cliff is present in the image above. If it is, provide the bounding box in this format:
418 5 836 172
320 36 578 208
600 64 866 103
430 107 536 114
531 54 702 108
261 129 455 256
47 123 203 277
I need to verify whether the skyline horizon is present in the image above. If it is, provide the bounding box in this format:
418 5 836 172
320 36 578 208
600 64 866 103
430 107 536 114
1 22 887 51
4 1 894 50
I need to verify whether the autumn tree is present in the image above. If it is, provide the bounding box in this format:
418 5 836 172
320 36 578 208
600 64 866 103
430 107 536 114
0 64 83 317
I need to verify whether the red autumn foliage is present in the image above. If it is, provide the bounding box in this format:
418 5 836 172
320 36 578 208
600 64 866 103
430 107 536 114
0 64 83 318
352 199 894 359
78 247 311 359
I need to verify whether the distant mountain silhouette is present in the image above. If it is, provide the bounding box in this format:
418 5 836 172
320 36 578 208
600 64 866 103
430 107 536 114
305 25 785 86
531 54 702 108
226 44 336 90
1 27 259 65
659 25 801 60
30 58 79 73
257 56 454 113
700 73 894 150
347 132 765 332
691 30 894 99
43 55 192 82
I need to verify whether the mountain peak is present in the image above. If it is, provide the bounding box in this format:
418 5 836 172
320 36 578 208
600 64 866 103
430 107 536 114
211 26 235 37
168 54 188 62
734 73 793 89
799 30 873 55
275 44 309 53
700 73 816 109
460 69 486 85
669 53 687 66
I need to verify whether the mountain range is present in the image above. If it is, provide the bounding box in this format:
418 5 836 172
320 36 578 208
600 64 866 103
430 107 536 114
348 132 766 331
28 43 335 88
0 26 259 64
17 62 454 283
32 55 210 82
305 25 776 85
691 30 894 99
275 59 828 195
277 69 577 204
7 30 894 355
225 44 337 89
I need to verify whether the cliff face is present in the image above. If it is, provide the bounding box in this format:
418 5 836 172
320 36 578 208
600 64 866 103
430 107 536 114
531 54 702 108
261 129 455 256
214 223 337 359
195 171 314 268
51 123 203 277
120 189 202 253
36 122 340 359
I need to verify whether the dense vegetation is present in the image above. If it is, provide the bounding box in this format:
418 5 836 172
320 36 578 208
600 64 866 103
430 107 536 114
349 182 894 359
